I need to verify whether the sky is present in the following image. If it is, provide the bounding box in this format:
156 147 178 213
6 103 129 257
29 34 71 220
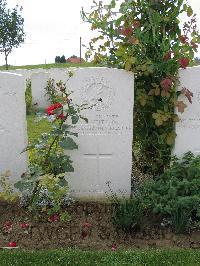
0 0 200 66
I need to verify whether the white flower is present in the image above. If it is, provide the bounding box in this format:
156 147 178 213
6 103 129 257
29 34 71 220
47 115 56 122
35 144 44 149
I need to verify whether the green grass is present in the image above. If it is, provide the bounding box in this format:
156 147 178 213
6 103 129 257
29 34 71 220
0 62 95 70
26 114 51 143
0 249 199 266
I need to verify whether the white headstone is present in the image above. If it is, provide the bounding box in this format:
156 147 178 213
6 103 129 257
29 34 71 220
0 72 27 182
31 72 51 108
65 68 134 199
174 66 200 157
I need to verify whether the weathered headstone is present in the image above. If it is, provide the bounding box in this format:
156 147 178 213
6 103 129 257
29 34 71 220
0 72 27 182
174 66 200 157
65 68 134 199
31 72 51 108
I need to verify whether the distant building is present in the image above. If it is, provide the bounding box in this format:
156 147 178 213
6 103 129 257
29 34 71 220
66 55 85 64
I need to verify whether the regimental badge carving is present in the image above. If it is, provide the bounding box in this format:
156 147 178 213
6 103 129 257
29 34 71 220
80 76 115 111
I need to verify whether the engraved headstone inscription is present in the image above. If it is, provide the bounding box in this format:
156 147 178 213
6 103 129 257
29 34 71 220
174 66 200 157
66 68 134 199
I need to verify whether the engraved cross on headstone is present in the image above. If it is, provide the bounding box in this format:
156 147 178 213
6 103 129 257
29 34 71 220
83 138 113 181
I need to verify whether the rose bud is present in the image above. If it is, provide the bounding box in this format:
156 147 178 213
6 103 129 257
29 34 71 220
179 35 188 44
178 57 189 69
160 78 173 92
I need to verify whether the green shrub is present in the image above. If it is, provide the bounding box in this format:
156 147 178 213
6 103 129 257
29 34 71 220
25 79 34 114
137 152 200 233
112 197 144 232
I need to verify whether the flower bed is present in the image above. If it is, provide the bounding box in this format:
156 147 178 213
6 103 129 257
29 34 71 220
0 201 199 250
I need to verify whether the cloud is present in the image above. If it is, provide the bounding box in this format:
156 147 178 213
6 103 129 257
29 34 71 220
0 0 199 66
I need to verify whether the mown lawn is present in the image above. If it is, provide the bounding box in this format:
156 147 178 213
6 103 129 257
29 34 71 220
0 62 94 71
26 114 51 143
0 249 199 266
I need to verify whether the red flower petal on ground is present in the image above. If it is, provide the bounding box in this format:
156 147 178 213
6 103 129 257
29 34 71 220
4 221 12 227
82 222 92 228
20 223 29 229
111 243 117 251
160 78 173 92
179 58 189 69
3 221 13 233
8 242 17 247
81 231 88 239
48 214 60 222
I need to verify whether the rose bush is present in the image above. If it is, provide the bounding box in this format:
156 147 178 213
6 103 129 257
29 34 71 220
15 74 89 217
82 0 200 174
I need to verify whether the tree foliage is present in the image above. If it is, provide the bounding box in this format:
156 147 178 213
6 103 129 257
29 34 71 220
82 0 200 174
0 0 25 69
55 55 66 63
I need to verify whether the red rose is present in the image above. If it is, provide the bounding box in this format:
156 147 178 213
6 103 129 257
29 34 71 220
179 35 188 44
178 58 189 69
53 103 62 109
120 26 132 37
8 242 17 247
160 78 173 92
46 103 62 116
163 51 172 61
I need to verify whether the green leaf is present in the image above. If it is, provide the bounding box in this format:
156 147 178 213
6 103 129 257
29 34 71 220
187 6 193 17
68 106 76 115
58 178 68 187
72 115 79 124
63 163 74 172
60 212 71 222
125 61 132 71
14 180 34 192
80 116 88 123
65 131 78 137
62 124 71 130
52 128 63 135
59 137 78 150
